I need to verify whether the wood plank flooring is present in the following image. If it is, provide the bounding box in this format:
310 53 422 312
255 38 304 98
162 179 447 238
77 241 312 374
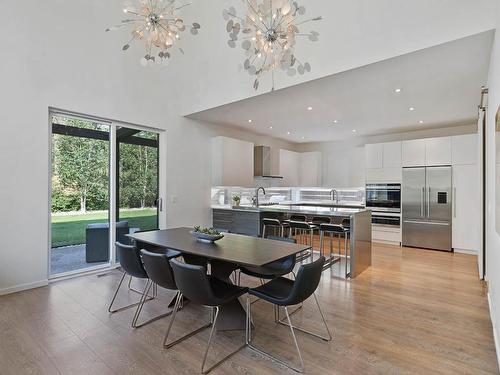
0 243 497 375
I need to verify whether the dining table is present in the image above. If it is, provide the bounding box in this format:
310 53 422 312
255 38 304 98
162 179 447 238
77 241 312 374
127 227 311 331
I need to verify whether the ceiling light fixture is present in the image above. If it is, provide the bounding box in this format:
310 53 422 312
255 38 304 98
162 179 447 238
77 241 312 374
107 0 201 66
394 88 402 93
287 131 291 135
419 120 424 124
307 106 313 111
301 136 305 140
333 120 339 124
223 1 322 91
269 126 273 129
409 107 415 111
248 119 253 123
352 129 357 133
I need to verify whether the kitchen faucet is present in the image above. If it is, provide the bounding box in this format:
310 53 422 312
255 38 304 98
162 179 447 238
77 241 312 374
254 187 266 207
330 189 338 204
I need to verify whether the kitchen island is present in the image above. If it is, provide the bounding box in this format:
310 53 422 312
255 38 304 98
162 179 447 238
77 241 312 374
211 204 372 278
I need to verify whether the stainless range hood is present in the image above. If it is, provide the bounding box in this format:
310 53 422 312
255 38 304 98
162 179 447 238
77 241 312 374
254 146 283 179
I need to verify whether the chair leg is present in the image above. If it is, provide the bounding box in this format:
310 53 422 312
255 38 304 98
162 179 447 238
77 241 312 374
132 282 179 329
309 230 314 263
201 306 247 374
163 292 212 349
277 294 332 342
247 304 305 373
108 272 154 314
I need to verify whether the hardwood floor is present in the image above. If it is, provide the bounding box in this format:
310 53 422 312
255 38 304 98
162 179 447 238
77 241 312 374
0 243 497 375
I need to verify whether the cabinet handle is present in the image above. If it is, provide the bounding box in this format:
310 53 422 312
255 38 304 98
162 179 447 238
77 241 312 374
453 187 457 218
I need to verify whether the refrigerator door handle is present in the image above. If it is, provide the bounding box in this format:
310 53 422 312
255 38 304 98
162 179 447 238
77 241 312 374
427 187 431 218
421 187 425 217
403 220 450 226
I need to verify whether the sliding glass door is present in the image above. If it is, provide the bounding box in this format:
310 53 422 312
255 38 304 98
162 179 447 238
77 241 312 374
50 114 111 276
50 112 161 277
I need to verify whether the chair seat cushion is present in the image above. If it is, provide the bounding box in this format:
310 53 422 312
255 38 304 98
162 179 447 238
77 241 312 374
241 256 295 279
249 277 294 305
209 276 248 306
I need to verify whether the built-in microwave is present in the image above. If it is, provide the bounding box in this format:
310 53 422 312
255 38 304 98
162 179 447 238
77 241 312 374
366 183 401 213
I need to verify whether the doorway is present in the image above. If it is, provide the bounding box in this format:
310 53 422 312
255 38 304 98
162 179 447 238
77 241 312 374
49 111 163 278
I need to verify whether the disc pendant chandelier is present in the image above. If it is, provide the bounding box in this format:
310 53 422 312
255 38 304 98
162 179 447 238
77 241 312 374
106 0 201 66
223 0 322 90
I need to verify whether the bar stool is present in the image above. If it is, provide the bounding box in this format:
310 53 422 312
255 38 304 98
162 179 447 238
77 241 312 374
319 223 350 278
262 218 284 238
310 216 331 226
289 220 316 263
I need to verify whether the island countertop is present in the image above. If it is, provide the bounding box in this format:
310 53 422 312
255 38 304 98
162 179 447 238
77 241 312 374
211 204 367 217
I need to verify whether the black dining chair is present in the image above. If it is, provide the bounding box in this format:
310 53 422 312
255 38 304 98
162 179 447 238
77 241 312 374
238 236 297 286
137 249 182 327
246 256 331 373
166 259 249 374
108 242 157 328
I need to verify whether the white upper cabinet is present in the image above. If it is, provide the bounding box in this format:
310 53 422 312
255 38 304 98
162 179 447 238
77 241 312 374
383 142 402 168
425 137 452 166
365 144 383 169
211 136 254 187
402 139 426 167
452 134 478 165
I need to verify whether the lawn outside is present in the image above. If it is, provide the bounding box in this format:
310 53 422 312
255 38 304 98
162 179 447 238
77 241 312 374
51 208 157 248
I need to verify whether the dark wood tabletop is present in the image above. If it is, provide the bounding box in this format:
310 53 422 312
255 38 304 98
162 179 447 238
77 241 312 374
128 227 311 267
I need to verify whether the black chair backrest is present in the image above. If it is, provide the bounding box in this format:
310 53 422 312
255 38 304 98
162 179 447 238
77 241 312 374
290 214 307 222
116 242 148 279
283 256 325 306
312 216 331 224
263 218 281 226
341 218 351 230
289 220 312 230
266 236 297 243
320 223 347 234
140 250 177 291
170 259 217 306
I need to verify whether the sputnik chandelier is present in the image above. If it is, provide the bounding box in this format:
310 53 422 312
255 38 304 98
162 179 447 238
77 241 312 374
106 0 201 66
223 0 322 90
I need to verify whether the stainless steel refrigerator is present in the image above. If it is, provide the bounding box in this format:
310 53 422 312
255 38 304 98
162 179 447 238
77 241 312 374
402 166 452 251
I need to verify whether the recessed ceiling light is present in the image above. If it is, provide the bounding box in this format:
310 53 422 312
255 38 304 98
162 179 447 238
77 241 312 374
301 136 305 140
394 88 402 93
307 106 313 111
333 120 339 124
409 107 415 111
352 129 357 133
418 120 424 124
287 131 291 135
248 119 252 123
269 126 273 129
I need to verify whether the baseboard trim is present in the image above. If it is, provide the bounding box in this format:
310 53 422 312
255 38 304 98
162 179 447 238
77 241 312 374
453 248 478 255
487 292 500 370
0 280 49 296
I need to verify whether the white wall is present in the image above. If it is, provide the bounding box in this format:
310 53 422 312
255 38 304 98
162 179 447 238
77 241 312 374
183 0 498 114
297 124 477 187
486 2 500 366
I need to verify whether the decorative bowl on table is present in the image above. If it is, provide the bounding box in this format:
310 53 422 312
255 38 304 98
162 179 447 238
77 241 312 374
191 226 224 243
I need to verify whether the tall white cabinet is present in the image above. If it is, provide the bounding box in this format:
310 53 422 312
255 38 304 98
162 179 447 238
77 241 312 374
451 134 480 253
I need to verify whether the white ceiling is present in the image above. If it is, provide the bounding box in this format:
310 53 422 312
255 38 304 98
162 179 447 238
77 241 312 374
186 31 493 143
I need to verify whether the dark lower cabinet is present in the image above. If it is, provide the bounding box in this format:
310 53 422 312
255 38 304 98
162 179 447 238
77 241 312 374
213 209 260 237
